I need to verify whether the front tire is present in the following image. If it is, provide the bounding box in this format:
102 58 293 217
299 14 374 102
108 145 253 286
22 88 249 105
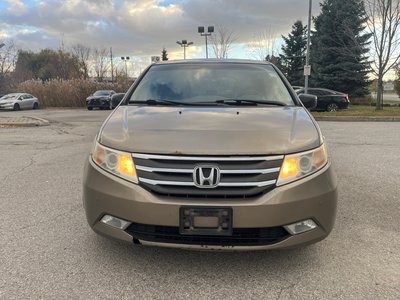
33 102 39 109
87 107 93 111
13 103 20 111
326 103 339 112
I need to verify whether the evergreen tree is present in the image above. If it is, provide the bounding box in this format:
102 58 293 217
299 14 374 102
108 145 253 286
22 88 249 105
310 0 371 97
265 54 284 71
161 48 168 61
394 65 400 98
280 21 307 86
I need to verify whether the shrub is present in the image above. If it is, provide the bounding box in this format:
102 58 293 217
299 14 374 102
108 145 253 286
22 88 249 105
16 79 132 107
350 96 373 106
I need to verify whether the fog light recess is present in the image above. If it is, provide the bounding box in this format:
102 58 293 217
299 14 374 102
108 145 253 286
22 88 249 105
100 215 131 230
284 219 317 235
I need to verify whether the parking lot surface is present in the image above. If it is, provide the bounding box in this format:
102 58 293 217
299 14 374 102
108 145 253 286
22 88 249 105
0 109 399 299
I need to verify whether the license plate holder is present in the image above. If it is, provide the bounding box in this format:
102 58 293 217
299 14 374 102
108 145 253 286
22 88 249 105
179 207 232 236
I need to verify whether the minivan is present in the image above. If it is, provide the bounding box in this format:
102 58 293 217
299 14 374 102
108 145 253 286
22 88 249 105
83 59 337 250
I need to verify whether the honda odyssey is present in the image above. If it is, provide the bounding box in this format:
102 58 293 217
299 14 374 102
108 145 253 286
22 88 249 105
83 59 337 250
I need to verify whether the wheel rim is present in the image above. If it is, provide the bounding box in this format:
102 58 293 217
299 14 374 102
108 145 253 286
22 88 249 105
327 103 338 112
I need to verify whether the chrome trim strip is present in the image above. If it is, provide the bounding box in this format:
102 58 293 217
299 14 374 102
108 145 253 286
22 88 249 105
221 168 280 174
138 177 276 187
219 180 276 187
132 153 284 161
136 166 193 173
136 165 280 174
139 178 195 186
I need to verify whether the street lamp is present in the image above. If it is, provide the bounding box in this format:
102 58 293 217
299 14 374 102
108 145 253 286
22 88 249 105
121 56 130 79
176 40 193 59
304 0 312 93
198 26 214 59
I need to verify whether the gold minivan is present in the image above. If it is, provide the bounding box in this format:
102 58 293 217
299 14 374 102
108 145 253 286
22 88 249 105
83 60 337 250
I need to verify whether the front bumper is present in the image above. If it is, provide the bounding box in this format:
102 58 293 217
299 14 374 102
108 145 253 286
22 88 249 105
83 158 337 250
86 99 110 109
0 103 14 110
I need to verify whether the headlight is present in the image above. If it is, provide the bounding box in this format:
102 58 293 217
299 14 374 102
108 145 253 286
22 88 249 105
92 141 138 183
277 144 328 186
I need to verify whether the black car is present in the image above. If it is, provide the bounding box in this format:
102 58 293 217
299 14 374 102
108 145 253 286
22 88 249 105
295 88 349 112
86 90 116 110
110 93 125 109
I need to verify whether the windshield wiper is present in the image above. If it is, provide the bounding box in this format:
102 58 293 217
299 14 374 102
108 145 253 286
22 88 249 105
215 99 287 106
131 99 227 106
130 99 191 106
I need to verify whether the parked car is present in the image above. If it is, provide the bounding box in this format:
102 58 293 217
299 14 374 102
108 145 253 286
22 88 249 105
86 90 116 110
110 93 125 109
0 93 39 111
295 88 349 112
83 59 337 251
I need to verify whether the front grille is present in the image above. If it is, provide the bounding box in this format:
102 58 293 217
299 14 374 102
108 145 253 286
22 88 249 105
133 153 283 198
125 223 289 246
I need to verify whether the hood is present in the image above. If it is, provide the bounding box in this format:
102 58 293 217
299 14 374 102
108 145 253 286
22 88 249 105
0 99 16 104
99 106 321 155
87 95 110 101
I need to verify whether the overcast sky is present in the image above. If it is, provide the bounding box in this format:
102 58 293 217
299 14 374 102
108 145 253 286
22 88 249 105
0 0 322 75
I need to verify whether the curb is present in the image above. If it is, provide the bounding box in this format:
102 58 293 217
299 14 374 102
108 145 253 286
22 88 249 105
0 116 50 127
314 116 400 122
26 115 50 125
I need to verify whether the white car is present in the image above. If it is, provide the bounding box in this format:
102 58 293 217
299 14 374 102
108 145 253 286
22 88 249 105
0 93 39 111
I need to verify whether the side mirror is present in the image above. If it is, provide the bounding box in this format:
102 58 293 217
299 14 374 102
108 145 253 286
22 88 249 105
298 93 317 110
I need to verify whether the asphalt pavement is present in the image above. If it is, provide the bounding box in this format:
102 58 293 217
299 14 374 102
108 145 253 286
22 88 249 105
0 109 399 299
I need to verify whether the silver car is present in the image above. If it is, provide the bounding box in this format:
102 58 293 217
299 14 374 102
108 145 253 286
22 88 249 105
0 93 40 111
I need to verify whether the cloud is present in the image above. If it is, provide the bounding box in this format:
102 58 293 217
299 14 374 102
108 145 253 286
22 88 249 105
0 0 321 73
6 0 28 16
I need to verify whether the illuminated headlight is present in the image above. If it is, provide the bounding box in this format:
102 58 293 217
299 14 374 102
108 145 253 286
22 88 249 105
92 141 138 183
277 144 328 186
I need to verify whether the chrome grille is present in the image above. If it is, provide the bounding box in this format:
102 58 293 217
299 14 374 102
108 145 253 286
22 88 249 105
133 153 283 198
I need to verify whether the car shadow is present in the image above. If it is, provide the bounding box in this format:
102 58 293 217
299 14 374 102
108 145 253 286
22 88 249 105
88 234 320 277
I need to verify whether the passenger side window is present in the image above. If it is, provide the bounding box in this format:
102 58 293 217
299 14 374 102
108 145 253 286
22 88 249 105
309 89 322 96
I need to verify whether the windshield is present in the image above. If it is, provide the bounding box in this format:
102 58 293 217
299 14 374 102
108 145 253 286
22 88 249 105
129 63 294 105
0 94 19 100
93 91 112 96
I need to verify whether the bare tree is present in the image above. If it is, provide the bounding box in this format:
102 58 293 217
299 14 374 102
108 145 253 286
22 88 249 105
70 43 91 79
0 40 18 91
247 27 279 61
0 40 17 74
92 47 109 82
366 0 400 110
210 26 236 59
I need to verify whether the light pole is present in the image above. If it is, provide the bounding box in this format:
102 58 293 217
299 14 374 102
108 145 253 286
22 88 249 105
198 26 214 59
121 56 130 79
176 40 193 59
304 0 312 93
